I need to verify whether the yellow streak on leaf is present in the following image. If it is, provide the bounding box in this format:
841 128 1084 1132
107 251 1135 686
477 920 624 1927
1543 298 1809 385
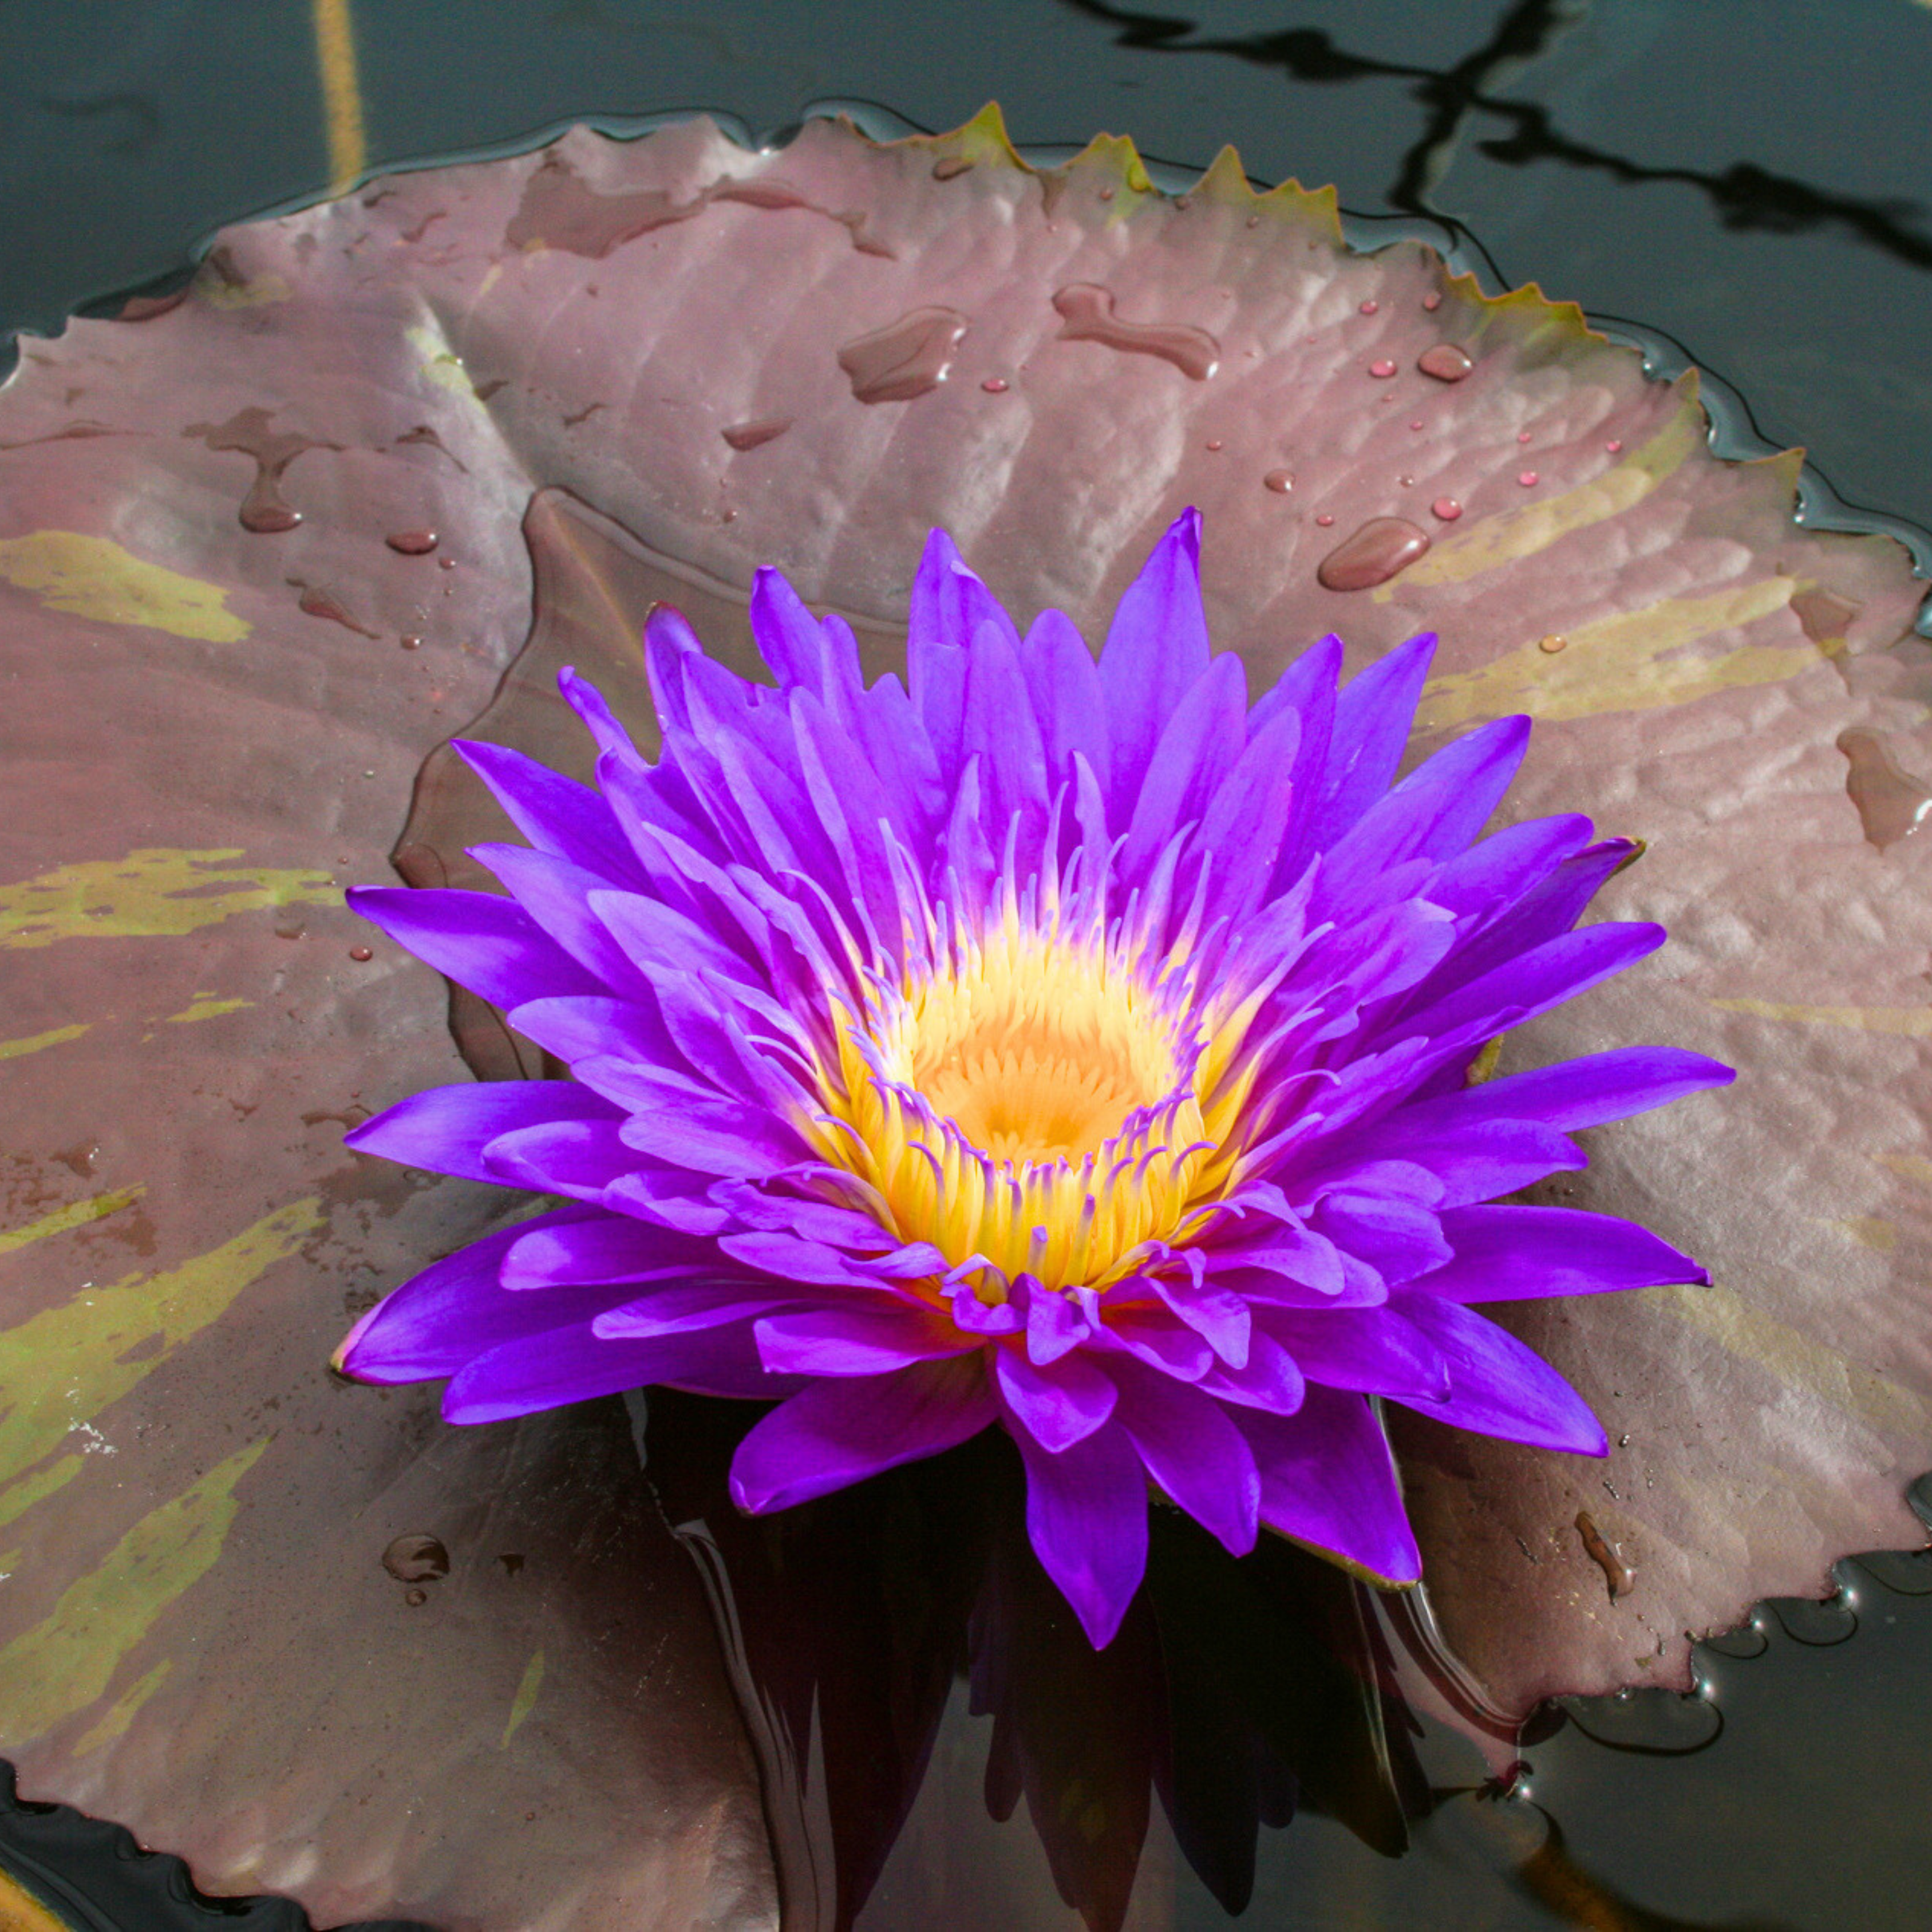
1819 1215 1898 1254
0 1024 90 1061
0 1200 320 1530
0 848 338 948
0 1867 72 1932
501 1647 546 1748
0 532 250 642
163 993 255 1025
1415 578 1812 730
73 1658 172 1756
197 271 293 310
1645 1282 1929 1443
1378 396 1703 595
0 1440 268 1745
1711 999 1932 1037
0 1187 143 1259
1878 1153 1932 1190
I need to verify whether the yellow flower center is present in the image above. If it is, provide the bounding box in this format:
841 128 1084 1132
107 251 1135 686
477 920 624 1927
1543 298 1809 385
813 926 1235 1294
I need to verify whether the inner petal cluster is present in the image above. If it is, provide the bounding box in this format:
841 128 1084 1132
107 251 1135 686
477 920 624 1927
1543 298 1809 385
825 928 1215 1291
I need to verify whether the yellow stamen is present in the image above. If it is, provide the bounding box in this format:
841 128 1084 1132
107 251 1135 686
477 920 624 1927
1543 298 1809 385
812 924 1269 1291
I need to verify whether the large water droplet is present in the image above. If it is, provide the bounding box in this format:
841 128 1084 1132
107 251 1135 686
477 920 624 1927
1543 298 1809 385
837 308 969 403
1315 516 1431 591
1836 728 1932 848
1368 358 1397 380
186 405 341 534
1263 469 1294 495
931 155 974 180
1417 343 1473 382
386 528 439 555
1431 497 1462 521
293 581 380 638
1050 283 1220 381
381 1532 450 1583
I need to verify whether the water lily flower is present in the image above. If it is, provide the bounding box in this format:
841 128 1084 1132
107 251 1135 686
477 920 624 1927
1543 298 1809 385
338 508 1730 1647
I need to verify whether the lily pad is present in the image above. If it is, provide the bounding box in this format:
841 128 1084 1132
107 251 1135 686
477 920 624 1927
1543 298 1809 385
1 102 1928 1923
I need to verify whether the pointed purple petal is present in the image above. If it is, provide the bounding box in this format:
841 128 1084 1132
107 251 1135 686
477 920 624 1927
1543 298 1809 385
346 1081 619 1184
729 1354 997 1511
1391 1294 1609 1453
994 1345 1119 1452
1012 1417 1150 1649
1109 1362 1259 1556
1229 1387 1422 1585
1418 1205 1708 1302
1097 507 1208 808
348 884 603 1007
753 1306 974 1376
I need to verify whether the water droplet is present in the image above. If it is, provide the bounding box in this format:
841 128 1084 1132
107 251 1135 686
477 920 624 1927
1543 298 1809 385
1358 299 1379 315
186 405 341 534
931 155 974 180
1099 185 1117 203
400 634 422 650
1518 470 1540 488
293 583 380 638
1206 438 1223 452
1409 420 1424 431
1314 512 1334 527
980 377 1009 394
1538 633 1568 654
1431 496 1462 521
1398 475 1415 488
405 1587 428 1607
349 945 374 962
382 1532 451 1583
1368 359 1397 379
386 528 438 555
1704 1617 1768 1660
1617 1433 1631 1448
272 914 306 942
1422 291 1443 311
1263 469 1294 494
1050 283 1220 381
837 307 969 403
1837 728 1932 848
1417 343 1473 382
438 555 457 570
1605 438 1624 453
721 416 793 452
1315 516 1431 591
1517 429 1533 444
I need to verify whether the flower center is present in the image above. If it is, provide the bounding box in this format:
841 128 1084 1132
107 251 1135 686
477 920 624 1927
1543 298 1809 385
820 929 1218 1293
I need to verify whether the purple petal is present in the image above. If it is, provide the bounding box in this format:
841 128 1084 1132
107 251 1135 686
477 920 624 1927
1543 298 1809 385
346 1081 620 1184
1119 650 1247 878
1309 1191 1452 1286
596 1282 795 1337
1194 1329 1307 1414
961 617 1050 834
1391 1294 1609 1454
1257 1305 1450 1402
1026 1282 1091 1365
347 884 603 1007
503 1212 713 1289
1109 1361 1260 1556
729 1354 998 1511
755 1306 974 1375
1012 1417 1150 1649
443 1317 794 1422
1418 1205 1708 1302
994 1345 1120 1452
337 1206 604 1382
1020 606 1111 797
1097 507 1209 808
1440 1045 1737 1133
1148 1272 1251 1368
1228 1387 1422 1585
453 737 645 886
504 993 675 1068
1299 631 1436 852
481 1117 638 1200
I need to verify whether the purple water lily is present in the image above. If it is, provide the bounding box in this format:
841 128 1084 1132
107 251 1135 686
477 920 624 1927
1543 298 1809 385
338 509 1729 1646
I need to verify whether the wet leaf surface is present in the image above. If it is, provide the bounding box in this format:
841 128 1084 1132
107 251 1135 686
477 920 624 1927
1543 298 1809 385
1 105 1929 1923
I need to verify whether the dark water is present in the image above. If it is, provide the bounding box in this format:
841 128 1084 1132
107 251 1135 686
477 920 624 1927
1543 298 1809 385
4 2 1932 1927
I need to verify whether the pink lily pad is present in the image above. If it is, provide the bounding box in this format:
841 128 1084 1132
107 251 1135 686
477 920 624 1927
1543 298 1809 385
1 102 1929 1924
